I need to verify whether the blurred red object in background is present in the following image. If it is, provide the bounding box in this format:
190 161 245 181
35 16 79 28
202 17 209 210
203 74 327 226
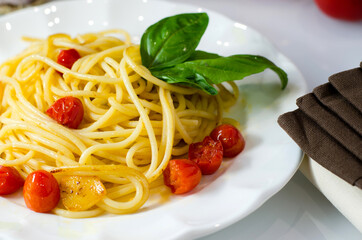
314 0 362 21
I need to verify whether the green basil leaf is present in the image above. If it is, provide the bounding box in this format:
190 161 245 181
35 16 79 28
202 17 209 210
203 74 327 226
140 13 209 69
182 54 288 89
151 67 218 95
187 50 221 61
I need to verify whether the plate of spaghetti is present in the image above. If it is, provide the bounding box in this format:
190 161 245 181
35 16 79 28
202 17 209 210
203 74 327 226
0 0 306 239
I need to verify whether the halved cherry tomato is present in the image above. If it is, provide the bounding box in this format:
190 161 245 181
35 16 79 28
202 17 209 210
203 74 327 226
46 96 84 129
163 159 201 195
210 124 245 158
23 170 60 213
188 136 223 175
57 49 81 69
0 166 24 195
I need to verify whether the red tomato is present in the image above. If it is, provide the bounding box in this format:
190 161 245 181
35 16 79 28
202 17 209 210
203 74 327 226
188 136 223 175
163 159 201 194
314 0 362 21
210 124 245 158
0 166 24 195
46 96 84 129
57 49 81 69
23 170 60 213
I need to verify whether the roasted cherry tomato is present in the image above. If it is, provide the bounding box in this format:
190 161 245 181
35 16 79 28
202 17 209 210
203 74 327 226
314 0 362 21
23 170 60 213
188 136 223 175
57 49 81 69
210 124 245 158
0 166 24 195
163 159 201 195
46 96 84 129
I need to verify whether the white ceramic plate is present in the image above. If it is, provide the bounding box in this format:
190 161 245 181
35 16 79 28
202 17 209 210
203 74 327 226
0 0 307 239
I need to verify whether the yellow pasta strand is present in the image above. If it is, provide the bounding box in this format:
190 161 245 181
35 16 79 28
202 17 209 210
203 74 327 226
0 30 237 218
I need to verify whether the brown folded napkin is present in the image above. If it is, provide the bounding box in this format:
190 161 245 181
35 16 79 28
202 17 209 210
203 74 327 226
278 64 362 190
278 109 362 189
296 93 362 160
313 83 362 136
329 67 362 113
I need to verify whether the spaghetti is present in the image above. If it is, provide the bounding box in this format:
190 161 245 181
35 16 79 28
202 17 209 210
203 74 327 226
0 30 238 218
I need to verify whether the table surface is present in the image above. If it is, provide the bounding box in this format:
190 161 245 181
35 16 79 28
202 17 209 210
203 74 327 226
162 0 362 239
1 0 362 239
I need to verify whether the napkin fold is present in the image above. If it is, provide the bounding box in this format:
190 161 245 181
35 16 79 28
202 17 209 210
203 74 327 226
313 83 362 135
296 93 362 160
278 63 362 190
278 109 362 188
329 67 362 112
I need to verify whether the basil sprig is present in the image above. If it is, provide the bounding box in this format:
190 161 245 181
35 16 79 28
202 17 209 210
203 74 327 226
141 13 209 70
141 13 288 95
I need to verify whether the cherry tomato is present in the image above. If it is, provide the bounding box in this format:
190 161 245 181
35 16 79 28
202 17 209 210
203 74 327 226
188 136 223 175
0 166 24 195
57 49 81 69
314 0 362 21
23 170 60 213
46 96 84 129
210 124 245 158
163 159 201 195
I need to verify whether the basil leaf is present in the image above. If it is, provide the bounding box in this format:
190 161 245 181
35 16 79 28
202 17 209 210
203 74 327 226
140 13 288 95
182 54 288 89
140 13 209 69
151 67 218 95
187 50 221 61
152 53 288 95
